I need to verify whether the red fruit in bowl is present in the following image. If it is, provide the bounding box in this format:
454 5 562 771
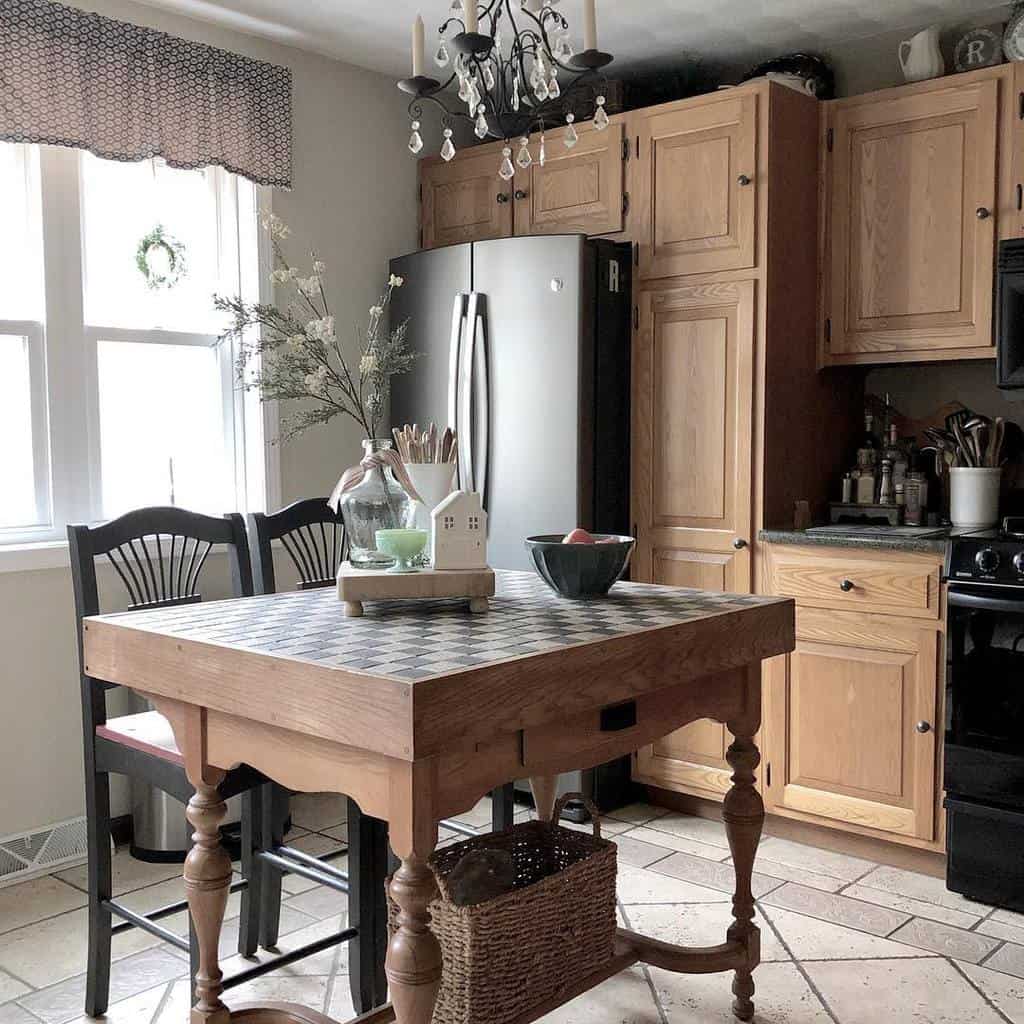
596 536 620 544
562 528 596 544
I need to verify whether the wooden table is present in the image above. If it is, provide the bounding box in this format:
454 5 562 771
83 571 794 1024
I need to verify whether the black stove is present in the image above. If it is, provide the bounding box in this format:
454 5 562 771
946 517 1024 585
943 518 1024 912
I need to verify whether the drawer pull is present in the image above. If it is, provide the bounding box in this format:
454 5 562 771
496 192 510 204
737 174 751 186
839 579 855 592
733 538 748 550
976 206 991 220
916 720 932 734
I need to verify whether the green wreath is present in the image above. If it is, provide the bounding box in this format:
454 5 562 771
135 225 187 290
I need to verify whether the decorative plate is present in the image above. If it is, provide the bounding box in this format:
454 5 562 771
954 26 1004 71
1005 4 1024 62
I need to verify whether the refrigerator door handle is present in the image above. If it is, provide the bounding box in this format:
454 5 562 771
448 293 469 485
458 294 476 492
470 293 489 507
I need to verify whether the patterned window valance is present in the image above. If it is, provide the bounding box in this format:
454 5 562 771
0 0 292 188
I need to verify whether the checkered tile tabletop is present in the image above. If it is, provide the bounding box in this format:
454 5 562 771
100 570 785 682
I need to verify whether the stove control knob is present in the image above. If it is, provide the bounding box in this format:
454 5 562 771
975 548 1001 574
1014 552 1024 575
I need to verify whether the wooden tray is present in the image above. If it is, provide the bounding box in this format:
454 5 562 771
336 562 495 617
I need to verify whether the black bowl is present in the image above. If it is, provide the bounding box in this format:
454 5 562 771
525 534 635 599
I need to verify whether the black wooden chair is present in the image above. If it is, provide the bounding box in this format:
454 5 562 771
68 507 377 1018
247 499 516 1009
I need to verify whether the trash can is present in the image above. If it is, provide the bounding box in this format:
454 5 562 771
130 782 243 862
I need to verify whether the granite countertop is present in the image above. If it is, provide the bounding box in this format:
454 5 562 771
758 527 951 554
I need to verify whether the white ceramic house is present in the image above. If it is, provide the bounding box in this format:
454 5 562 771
431 490 487 570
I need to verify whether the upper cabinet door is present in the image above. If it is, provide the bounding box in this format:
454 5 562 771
420 146 513 249
513 123 625 237
825 78 1000 361
634 93 757 280
1012 64 1024 240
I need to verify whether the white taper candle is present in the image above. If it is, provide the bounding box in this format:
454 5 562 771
464 0 478 34
583 0 597 52
412 14 425 77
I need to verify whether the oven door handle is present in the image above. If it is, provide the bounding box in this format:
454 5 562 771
948 589 1024 614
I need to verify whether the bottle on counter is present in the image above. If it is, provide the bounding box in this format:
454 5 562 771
904 475 923 525
859 413 880 467
878 459 894 505
895 482 906 507
841 473 853 503
855 451 876 504
883 424 909 486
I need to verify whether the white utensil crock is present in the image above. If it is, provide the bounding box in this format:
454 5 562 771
950 467 1001 528
404 461 456 539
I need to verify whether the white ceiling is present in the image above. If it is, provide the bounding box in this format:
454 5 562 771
134 0 1003 76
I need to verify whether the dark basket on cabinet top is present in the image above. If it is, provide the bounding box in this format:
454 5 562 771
387 794 617 1024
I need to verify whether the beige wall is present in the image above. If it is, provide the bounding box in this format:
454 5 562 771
0 0 417 837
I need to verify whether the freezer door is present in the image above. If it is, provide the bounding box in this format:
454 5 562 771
472 235 585 571
389 245 472 431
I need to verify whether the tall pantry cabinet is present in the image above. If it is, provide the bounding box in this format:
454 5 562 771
629 83 860 800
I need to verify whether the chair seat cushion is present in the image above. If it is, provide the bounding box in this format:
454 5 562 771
96 711 183 766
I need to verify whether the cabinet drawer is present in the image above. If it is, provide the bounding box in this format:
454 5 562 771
765 546 941 620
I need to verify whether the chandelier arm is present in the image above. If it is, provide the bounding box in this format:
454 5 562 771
411 91 474 126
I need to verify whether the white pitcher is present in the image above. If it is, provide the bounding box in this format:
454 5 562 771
899 26 944 83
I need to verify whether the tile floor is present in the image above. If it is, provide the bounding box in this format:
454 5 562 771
1 795 1023 1024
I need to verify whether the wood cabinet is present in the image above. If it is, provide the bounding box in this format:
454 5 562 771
632 92 757 280
821 68 1011 365
418 124 625 247
514 123 625 237
761 546 945 849
631 86 861 805
420 143 512 249
631 280 755 593
1012 64 1024 240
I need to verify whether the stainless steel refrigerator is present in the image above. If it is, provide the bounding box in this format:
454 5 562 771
389 234 636 816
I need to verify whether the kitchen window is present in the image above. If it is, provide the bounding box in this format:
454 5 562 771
0 141 277 555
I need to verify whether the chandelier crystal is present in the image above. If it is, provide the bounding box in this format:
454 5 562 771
399 2 613 177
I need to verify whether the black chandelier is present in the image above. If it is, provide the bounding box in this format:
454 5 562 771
399 1 613 179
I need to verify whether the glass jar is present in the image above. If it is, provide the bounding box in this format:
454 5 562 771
337 439 415 569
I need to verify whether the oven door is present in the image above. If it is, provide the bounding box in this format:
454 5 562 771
945 584 1024 809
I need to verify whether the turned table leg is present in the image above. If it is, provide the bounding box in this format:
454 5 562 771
387 855 442 1024
529 775 559 822
185 773 232 1024
723 712 764 1023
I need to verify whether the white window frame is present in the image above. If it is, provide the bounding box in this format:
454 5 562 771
0 143 280 569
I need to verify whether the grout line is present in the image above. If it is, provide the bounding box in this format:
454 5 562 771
149 979 177 1024
12 999 47 1024
756 904 841 1024
1 964 37 993
948 957 1015 1024
976 940 1006 968
322 914 346 1018
796 955 942 963
836 863 882 894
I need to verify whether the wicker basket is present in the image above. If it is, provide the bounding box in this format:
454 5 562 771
387 793 617 1024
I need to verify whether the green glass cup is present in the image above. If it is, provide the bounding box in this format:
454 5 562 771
375 529 428 573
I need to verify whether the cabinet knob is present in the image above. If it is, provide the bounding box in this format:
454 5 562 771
839 578 854 592
514 189 529 200
733 538 748 550
496 192 510 204
976 206 991 220
737 174 752 187
916 720 932 734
